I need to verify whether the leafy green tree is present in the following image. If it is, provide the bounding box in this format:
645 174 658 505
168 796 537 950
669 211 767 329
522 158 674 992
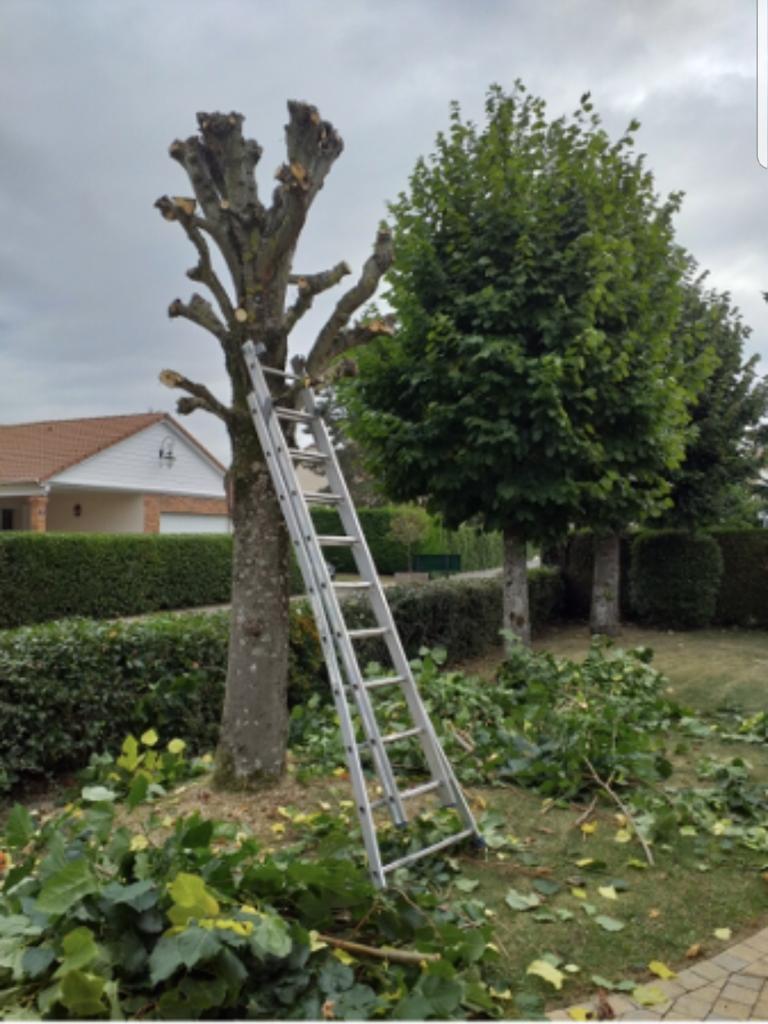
388 505 432 571
345 83 696 644
657 279 768 529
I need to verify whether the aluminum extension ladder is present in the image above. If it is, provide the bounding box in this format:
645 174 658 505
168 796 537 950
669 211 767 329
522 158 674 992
242 340 481 888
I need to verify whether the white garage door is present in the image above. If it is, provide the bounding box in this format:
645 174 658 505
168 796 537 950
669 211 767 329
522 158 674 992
159 513 231 534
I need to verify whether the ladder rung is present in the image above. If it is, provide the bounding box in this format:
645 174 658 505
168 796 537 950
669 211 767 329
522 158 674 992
400 779 442 802
317 535 357 546
288 448 328 462
304 491 343 504
382 726 422 745
363 674 403 689
274 406 314 424
334 581 372 590
262 366 303 381
348 626 389 640
382 829 474 875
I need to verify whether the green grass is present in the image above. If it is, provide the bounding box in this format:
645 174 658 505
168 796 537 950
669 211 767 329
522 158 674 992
451 623 768 1009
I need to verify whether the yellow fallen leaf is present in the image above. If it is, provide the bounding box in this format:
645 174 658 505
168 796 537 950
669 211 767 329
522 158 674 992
130 834 149 852
332 767 348 778
648 960 676 980
714 927 732 941
474 794 487 810
318 801 332 811
333 948 355 965
575 857 594 867
571 887 588 900
276 806 293 820
161 816 174 828
270 823 286 835
339 800 354 810
309 930 328 952
564 963 580 973
614 813 627 827
614 828 632 844
685 943 703 959
598 886 618 901
580 821 597 835
526 959 565 990
633 984 668 1006
167 738 185 755
648 908 661 919
140 728 158 747
568 1007 592 1021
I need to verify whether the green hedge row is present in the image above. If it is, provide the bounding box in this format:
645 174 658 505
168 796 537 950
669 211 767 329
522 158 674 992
0 571 561 793
0 510 503 628
562 528 765 628
0 534 232 629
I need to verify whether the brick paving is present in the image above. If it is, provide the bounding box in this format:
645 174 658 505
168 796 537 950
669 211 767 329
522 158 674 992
548 927 768 1021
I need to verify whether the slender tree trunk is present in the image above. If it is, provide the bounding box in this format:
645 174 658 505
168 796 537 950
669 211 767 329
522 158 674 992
213 427 290 788
502 528 531 648
590 532 621 636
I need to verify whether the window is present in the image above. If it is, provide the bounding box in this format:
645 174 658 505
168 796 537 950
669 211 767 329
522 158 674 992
1 509 14 531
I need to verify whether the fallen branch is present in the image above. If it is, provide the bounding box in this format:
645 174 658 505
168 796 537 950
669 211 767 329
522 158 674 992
316 933 440 965
574 794 598 828
583 757 655 867
447 723 476 754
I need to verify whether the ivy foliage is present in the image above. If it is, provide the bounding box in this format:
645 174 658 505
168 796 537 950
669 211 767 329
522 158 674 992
0 758 508 1019
344 82 706 542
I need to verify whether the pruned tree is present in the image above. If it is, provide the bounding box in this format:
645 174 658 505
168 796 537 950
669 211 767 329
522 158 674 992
155 105 393 788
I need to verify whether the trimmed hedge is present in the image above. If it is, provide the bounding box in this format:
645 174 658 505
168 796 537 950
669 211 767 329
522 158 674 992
0 571 562 793
630 530 724 628
0 533 232 629
710 529 768 627
1 511 503 628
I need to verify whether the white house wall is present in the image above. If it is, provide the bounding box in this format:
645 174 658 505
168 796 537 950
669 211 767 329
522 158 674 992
47 491 145 533
52 421 225 497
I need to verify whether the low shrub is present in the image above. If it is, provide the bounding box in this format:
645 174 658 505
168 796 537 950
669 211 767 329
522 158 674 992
710 528 768 627
630 530 723 628
1 571 561 794
0 610 322 793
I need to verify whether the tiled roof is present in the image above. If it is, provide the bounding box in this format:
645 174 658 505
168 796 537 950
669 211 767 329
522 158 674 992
0 413 168 484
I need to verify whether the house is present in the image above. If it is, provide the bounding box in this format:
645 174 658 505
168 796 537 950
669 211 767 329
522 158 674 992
0 413 231 534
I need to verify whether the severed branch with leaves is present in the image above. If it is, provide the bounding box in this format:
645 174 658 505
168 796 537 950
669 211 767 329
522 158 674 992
154 104 394 428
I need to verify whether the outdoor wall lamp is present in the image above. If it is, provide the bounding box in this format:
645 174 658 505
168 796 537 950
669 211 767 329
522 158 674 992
158 437 176 466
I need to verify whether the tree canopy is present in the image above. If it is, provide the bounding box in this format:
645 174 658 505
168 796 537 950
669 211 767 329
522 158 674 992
345 83 698 546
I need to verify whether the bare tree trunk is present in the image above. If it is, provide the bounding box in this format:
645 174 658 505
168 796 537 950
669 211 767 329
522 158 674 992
214 430 290 787
591 532 621 636
503 528 530 648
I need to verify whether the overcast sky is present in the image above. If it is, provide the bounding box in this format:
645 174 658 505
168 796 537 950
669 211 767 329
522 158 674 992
1 0 765 463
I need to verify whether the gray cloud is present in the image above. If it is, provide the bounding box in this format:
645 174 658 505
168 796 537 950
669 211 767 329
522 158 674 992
1 0 765 462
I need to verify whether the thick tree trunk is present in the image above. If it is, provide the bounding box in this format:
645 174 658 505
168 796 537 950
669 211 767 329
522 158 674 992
590 532 621 636
502 528 531 648
213 428 291 789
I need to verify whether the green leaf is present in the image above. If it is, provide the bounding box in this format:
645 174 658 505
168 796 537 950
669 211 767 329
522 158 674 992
101 879 159 913
249 912 292 959
504 888 542 911
454 877 480 893
54 927 99 977
21 946 55 980
60 970 106 1017
126 774 149 811
116 734 141 772
36 859 98 915
4 805 35 849
81 785 117 803
149 928 222 985
532 878 562 896
334 983 380 1020
594 915 626 932
392 994 432 1020
319 959 355 995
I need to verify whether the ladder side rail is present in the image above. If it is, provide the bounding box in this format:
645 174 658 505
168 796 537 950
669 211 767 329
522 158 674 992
300 385 477 828
243 345 407 827
242 375 388 887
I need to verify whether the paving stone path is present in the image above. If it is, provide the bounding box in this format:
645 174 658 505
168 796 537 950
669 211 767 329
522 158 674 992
548 927 768 1021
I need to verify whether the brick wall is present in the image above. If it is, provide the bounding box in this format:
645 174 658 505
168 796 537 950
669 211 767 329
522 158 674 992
143 494 229 534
